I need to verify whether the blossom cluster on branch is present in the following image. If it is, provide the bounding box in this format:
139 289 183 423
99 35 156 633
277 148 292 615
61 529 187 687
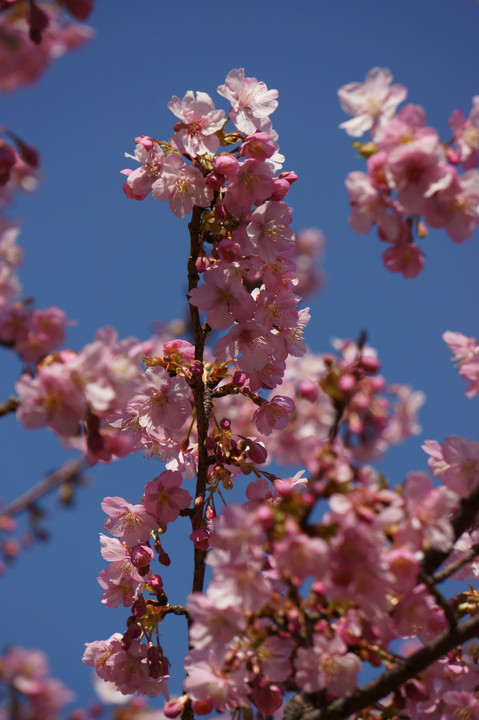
2 49 479 720
339 67 479 277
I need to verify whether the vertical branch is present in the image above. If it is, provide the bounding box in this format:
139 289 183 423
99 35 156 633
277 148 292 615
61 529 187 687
187 205 209 594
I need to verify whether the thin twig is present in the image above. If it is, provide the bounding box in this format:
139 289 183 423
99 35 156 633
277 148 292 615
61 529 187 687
418 569 457 629
0 457 86 517
433 542 479 584
0 396 20 417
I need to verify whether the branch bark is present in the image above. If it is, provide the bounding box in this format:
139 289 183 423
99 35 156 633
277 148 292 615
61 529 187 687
187 205 209 595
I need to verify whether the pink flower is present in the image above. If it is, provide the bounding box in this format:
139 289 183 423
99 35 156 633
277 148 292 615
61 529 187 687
187 593 247 650
214 320 272 374
217 68 278 135
295 635 361 696
246 201 295 262
16 362 86 436
124 137 164 198
184 647 251 712
345 171 382 233
443 330 479 398
386 133 451 216
449 96 479 168
441 435 479 496
152 154 213 218
143 470 192 524
101 497 157 546
382 239 424 278
398 471 458 553
169 91 225 157
253 395 295 436
188 265 255 330
223 159 275 217
134 365 191 432
338 67 407 138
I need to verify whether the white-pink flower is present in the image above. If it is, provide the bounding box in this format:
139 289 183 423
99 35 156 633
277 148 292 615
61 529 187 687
217 68 278 135
338 67 407 138
295 634 361 696
101 496 157 546
152 154 213 218
169 90 225 157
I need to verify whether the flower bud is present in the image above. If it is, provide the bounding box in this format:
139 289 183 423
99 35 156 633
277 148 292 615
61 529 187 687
296 379 319 402
192 699 214 715
148 574 163 592
131 544 153 568
248 441 268 465
214 154 239 177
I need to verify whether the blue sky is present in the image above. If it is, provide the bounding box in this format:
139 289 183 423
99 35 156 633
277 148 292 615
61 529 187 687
1 0 479 711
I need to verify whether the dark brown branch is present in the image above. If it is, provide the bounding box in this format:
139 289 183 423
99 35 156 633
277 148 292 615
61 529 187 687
0 457 86 517
418 569 457 629
286 613 479 720
187 205 209 595
0 396 20 417
164 603 189 618
422 483 479 576
433 542 479 584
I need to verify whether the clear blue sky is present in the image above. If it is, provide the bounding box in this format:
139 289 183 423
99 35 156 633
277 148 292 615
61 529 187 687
1 0 479 711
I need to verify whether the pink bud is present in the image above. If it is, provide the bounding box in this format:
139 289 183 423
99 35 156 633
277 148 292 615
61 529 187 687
214 154 239 177
359 355 380 374
132 597 147 617
206 171 225 189
278 170 298 184
191 699 214 716
255 505 274 529
232 370 246 387
217 238 240 262
195 255 208 273
253 683 283 715
274 479 294 498
131 544 153 568
270 177 291 201
149 574 163 592
296 379 319 402
248 441 268 465
164 697 188 718
136 135 154 151
338 374 356 393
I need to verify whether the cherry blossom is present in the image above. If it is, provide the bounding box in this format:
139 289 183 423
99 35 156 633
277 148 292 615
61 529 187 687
168 91 225 157
217 68 278 135
338 67 407 138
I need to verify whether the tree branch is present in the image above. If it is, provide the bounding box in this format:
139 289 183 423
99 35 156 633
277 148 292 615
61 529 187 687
0 396 20 417
0 457 86 517
284 613 479 720
187 205 209 595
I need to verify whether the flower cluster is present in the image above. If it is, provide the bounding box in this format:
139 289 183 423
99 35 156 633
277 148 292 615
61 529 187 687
211 336 424 480
177 446 479 716
83 470 193 697
122 69 305 398
0 645 74 720
340 67 479 276
0 1 94 89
